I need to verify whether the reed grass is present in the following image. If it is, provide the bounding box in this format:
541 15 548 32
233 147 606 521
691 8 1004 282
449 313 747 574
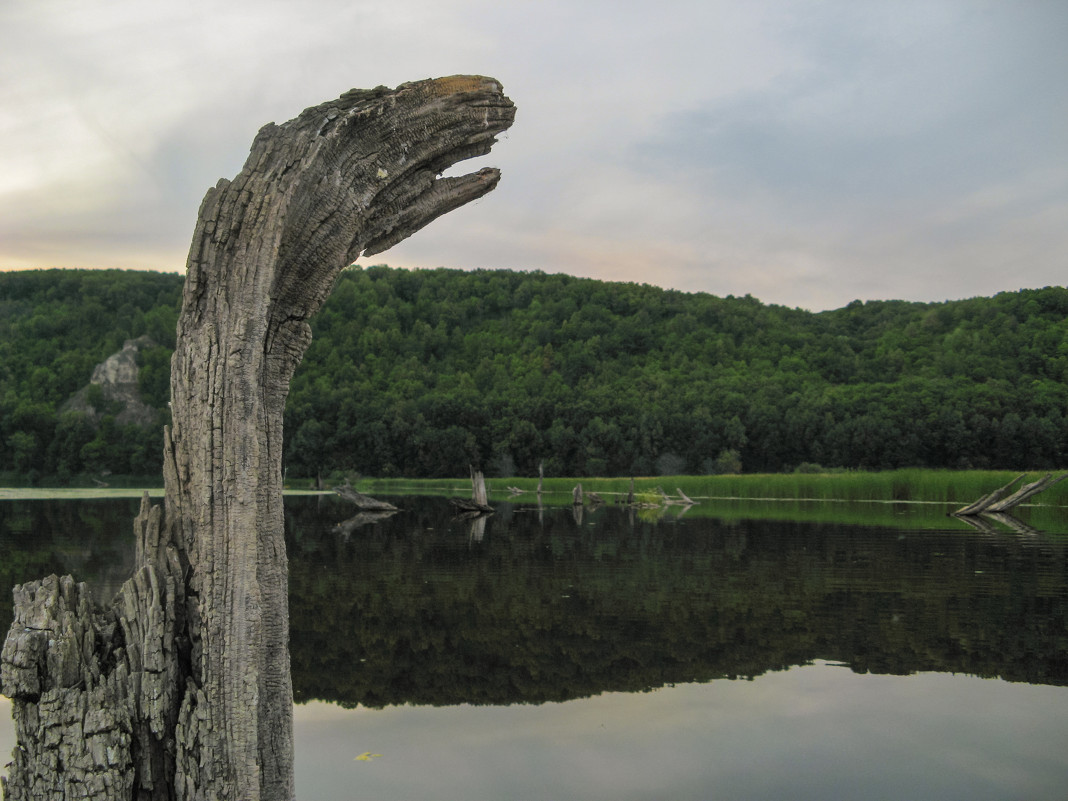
387 469 1068 507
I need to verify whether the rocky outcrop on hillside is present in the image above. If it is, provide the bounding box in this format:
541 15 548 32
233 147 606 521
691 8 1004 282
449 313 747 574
63 335 159 427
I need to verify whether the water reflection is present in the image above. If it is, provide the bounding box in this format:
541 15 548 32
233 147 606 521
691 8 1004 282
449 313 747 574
291 664 1068 801
3 494 1068 798
285 496 1068 707
2 495 1067 698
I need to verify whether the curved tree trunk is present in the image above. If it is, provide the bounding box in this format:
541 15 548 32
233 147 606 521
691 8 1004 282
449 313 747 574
2 76 515 800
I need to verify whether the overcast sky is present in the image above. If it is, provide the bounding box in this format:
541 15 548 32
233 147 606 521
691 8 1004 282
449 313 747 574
1 0 1065 311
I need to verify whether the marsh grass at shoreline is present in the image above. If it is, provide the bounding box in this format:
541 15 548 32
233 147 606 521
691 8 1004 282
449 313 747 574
3 469 1065 532
354 469 1068 507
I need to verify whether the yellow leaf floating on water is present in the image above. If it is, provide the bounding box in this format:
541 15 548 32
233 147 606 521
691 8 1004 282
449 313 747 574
354 752 383 762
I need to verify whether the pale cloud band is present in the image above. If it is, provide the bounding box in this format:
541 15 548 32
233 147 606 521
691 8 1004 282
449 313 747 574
1 0 1065 310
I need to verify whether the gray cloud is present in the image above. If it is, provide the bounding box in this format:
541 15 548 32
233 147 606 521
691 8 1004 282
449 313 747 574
1 0 1064 309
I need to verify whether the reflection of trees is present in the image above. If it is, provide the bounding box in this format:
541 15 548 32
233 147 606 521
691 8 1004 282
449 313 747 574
285 498 1068 708
3 498 1064 710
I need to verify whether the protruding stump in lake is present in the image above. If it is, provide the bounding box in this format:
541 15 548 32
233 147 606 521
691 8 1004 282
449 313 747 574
451 467 494 514
2 76 515 801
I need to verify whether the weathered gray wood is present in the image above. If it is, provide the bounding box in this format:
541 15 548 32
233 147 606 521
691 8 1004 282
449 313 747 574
334 485 399 511
657 486 692 505
675 488 697 506
953 472 1066 516
952 474 1024 516
985 473 1067 512
3 76 514 801
1 493 185 800
471 468 491 508
450 467 493 513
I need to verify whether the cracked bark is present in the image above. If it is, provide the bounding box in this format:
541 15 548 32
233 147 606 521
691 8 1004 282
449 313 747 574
2 75 515 800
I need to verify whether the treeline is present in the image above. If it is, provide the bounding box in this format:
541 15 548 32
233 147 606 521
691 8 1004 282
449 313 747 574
285 266 1068 477
0 269 182 481
1 267 1066 481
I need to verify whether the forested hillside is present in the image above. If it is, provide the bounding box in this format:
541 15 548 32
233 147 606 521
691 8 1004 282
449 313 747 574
286 267 1067 477
2 267 1066 482
0 269 182 481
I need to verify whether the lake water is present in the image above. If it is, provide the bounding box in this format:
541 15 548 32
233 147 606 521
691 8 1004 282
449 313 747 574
2 494 1067 799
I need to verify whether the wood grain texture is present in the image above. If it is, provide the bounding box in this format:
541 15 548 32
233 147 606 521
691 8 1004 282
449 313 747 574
2 76 515 801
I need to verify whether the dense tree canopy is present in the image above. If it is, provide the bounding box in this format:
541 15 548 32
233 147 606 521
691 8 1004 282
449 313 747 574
1 266 1066 481
0 269 182 481
284 266 1067 477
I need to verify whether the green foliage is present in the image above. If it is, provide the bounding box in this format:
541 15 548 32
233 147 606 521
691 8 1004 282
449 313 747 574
3 266 1067 481
283 266 1068 478
0 269 183 480
708 448 743 475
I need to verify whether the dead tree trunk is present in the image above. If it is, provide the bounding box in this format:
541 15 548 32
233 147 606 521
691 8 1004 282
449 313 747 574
953 473 1067 516
675 488 697 506
952 474 1025 516
2 76 514 801
334 484 399 512
450 467 493 513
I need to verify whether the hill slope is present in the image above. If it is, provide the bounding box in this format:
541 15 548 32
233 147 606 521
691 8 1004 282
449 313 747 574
1 267 1065 480
284 266 1067 477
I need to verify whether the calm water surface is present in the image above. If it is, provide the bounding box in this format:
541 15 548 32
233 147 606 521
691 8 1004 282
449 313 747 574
2 494 1067 799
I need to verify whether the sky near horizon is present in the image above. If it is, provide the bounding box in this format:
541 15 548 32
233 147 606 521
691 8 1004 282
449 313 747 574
1 1 1065 311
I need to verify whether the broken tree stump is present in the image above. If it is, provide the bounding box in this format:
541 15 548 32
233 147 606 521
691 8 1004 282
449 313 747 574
3 76 514 801
450 467 494 513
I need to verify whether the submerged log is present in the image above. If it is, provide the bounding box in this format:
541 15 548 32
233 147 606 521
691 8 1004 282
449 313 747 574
675 488 698 506
657 486 693 506
984 473 1067 513
952 474 1025 516
953 473 1067 516
3 76 514 800
334 484 399 511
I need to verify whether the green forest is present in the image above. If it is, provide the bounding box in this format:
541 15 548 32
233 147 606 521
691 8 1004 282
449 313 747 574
1 267 1066 482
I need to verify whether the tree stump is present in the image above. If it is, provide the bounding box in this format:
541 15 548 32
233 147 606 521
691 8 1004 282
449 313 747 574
2 76 515 800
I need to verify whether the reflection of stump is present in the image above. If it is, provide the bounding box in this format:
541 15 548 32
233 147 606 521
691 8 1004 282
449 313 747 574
3 76 514 800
